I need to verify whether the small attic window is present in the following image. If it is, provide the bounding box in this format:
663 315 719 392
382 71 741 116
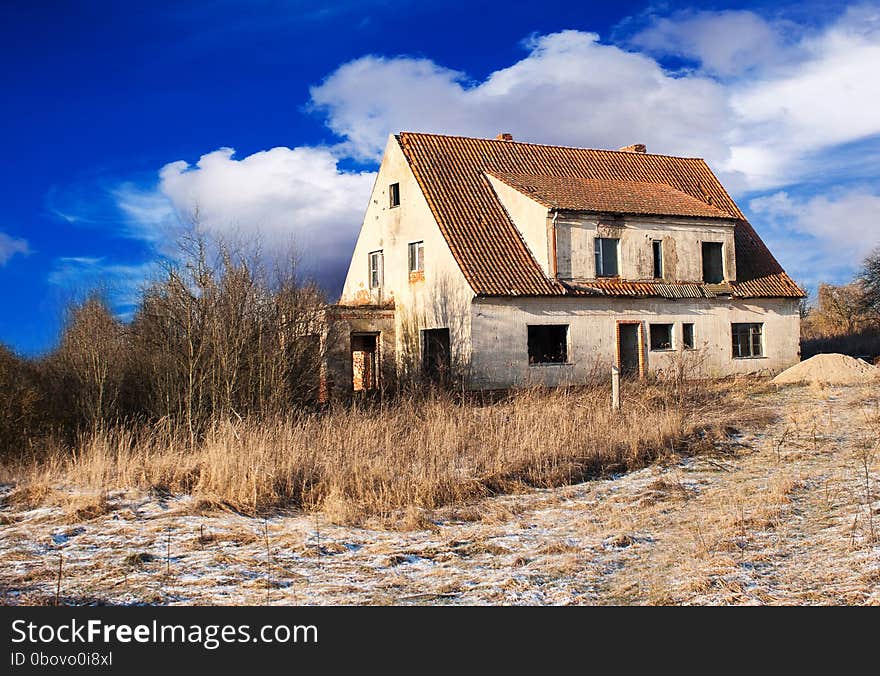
368 250 383 289
408 241 424 273
389 183 400 208
652 240 663 279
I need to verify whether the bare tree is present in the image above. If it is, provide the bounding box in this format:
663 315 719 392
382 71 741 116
48 295 126 427
859 245 880 317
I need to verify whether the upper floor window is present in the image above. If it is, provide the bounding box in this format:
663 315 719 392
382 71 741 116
732 322 763 358
408 241 424 273
368 250 383 289
389 182 400 208
702 242 724 283
594 237 619 277
652 240 663 279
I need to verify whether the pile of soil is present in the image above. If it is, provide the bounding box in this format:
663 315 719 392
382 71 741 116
772 353 879 385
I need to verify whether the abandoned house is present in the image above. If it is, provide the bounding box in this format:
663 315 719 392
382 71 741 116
326 132 804 393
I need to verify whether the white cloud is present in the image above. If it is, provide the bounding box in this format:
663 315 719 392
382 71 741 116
0 231 30 265
727 6 880 189
154 146 375 288
629 10 793 77
748 187 880 284
312 8 880 194
311 30 733 167
110 183 178 244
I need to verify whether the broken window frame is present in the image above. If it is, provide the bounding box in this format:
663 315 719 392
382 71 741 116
649 323 674 351
681 322 695 350
368 250 383 289
389 182 400 208
408 241 424 273
731 322 764 358
652 240 663 279
527 324 569 365
594 237 620 277
702 242 724 284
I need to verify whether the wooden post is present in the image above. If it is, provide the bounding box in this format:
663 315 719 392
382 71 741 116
611 365 621 412
55 553 63 606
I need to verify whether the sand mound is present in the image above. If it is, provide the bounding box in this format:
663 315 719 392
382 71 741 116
773 353 879 385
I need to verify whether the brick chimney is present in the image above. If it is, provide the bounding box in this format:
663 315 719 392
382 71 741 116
495 133 514 141
618 143 646 153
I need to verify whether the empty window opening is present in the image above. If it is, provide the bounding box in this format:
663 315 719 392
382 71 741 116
732 323 763 358
389 182 400 208
351 333 379 391
652 240 663 279
368 250 383 289
702 242 724 283
422 328 451 382
594 237 619 277
408 241 424 273
682 323 695 350
528 325 568 364
649 323 673 351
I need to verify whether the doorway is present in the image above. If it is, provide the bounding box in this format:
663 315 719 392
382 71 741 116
351 333 379 391
421 328 451 383
617 323 643 377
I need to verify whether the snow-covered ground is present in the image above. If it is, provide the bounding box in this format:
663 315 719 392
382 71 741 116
2 384 878 605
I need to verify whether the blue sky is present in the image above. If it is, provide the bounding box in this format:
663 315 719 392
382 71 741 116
2 0 879 355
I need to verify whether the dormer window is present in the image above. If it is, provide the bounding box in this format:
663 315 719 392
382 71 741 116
652 240 663 279
389 182 400 208
702 242 724 283
594 237 619 277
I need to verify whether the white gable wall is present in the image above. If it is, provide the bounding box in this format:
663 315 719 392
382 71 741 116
485 174 553 276
340 135 475 376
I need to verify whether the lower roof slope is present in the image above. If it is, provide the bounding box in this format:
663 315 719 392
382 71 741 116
397 132 803 299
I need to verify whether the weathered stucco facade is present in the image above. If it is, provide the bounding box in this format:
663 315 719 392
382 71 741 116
331 132 803 395
339 135 473 385
470 296 800 388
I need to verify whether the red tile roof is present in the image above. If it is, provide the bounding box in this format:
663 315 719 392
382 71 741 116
397 132 803 298
488 172 735 220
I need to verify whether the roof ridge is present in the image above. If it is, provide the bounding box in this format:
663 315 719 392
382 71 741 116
398 131 708 162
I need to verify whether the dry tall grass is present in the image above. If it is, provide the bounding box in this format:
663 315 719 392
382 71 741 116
2 379 765 523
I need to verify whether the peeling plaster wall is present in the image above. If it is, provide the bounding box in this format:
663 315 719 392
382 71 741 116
555 213 737 282
470 296 800 388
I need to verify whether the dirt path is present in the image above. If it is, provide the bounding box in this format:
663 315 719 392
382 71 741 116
1 384 878 605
